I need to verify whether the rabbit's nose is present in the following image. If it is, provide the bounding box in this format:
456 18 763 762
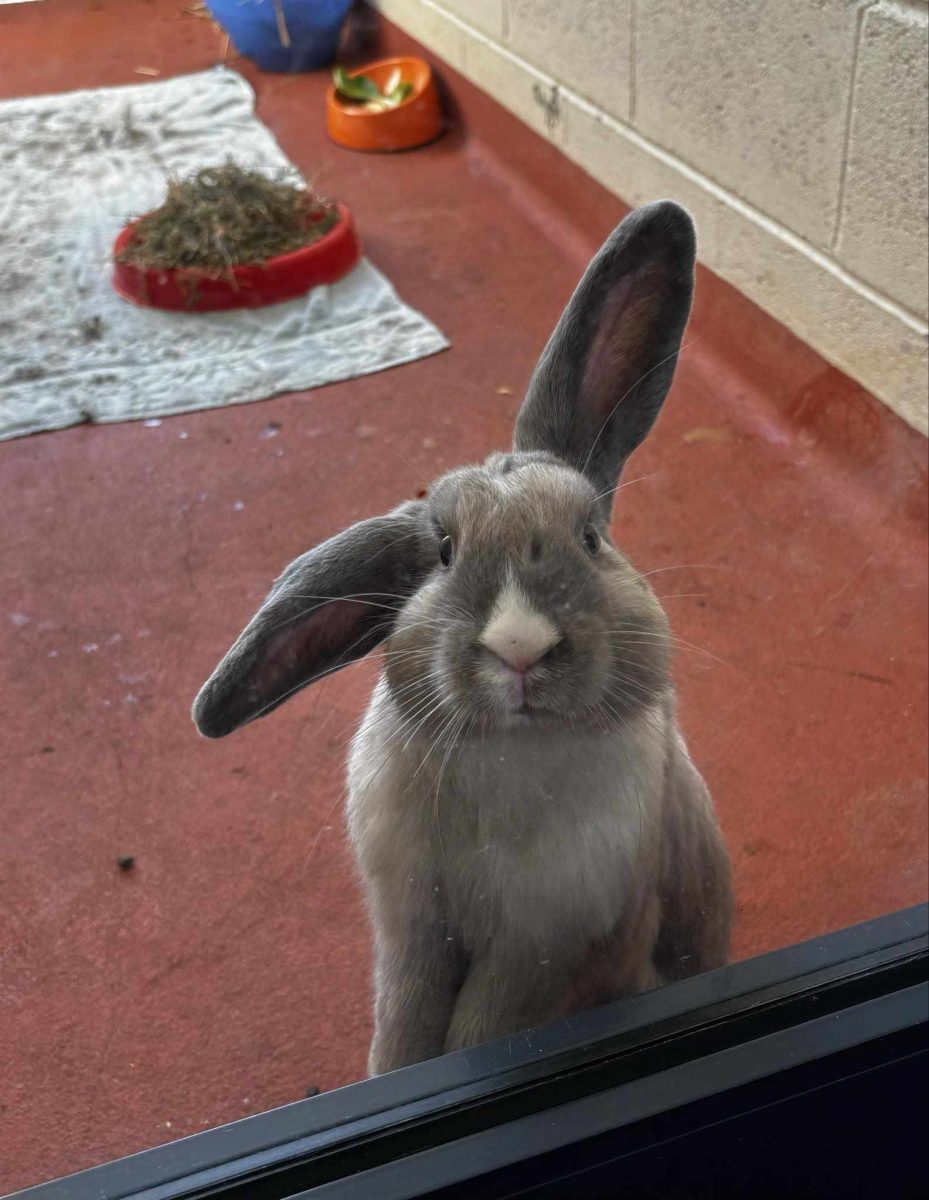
485 638 559 674
480 584 561 672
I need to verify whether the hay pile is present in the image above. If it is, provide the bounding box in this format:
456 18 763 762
118 164 338 271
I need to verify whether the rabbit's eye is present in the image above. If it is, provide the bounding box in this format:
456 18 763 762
582 526 601 556
439 535 454 568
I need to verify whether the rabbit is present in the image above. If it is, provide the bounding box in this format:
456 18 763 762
192 200 732 1075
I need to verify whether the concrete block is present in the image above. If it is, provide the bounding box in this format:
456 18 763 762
567 98 929 433
507 0 633 121
462 32 570 146
837 1 929 319
634 0 864 248
374 0 469 72
432 0 504 39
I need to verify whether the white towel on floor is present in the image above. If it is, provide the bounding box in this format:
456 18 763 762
0 69 448 441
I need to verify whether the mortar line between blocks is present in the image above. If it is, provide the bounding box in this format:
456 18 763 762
629 0 638 124
832 1 879 253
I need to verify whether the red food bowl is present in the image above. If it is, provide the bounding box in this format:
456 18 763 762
112 202 361 312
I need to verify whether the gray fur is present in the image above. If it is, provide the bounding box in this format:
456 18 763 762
192 201 732 1073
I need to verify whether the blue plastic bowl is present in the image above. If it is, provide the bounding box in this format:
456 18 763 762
207 0 352 73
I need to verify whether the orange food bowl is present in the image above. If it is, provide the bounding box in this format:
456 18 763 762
326 57 443 152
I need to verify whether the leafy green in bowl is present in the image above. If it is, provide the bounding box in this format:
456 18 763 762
333 65 414 112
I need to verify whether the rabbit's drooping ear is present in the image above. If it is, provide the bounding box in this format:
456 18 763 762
192 502 431 738
514 200 696 506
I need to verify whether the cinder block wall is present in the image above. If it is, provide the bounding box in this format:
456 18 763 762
374 0 929 434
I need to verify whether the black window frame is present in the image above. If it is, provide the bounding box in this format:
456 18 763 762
9 902 928 1200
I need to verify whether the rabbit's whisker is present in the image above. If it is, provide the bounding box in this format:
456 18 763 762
605 674 653 711
261 625 381 720
413 704 461 780
581 338 698 479
590 472 657 505
264 593 406 637
401 694 451 753
432 705 471 872
607 630 729 667
392 689 446 743
641 563 727 579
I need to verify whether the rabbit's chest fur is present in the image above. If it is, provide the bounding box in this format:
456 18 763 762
348 679 668 955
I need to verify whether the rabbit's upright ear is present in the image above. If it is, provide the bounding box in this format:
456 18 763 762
193 502 432 738
514 201 695 507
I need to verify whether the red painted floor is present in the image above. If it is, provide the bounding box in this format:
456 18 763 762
1 1 926 1192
